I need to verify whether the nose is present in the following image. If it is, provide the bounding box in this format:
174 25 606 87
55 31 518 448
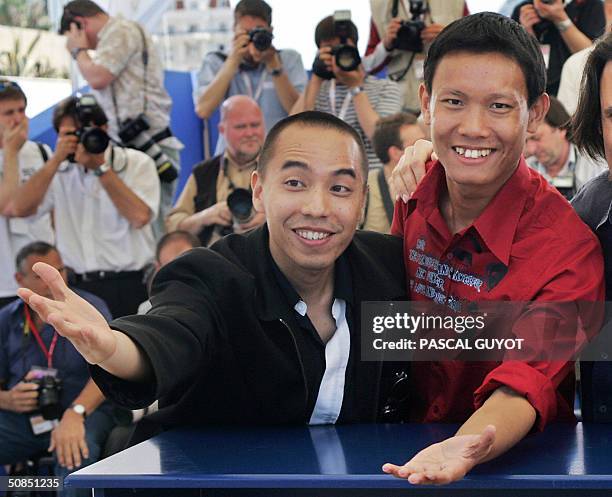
457 107 490 139
301 186 331 218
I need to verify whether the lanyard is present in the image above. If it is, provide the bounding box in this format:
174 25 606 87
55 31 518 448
241 71 267 102
329 80 353 121
24 306 58 369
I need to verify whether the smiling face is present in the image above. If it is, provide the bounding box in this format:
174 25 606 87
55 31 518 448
252 124 366 281
420 51 548 195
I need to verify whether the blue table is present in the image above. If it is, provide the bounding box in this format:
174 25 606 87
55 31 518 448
65 423 612 496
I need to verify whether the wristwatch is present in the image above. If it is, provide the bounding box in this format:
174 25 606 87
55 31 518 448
269 66 283 77
555 19 573 33
93 162 111 177
70 47 87 60
71 403 87 418
349 86 365 97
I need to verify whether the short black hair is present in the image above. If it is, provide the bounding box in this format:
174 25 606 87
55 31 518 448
373 113 418 164
234 0 272 26
156 231 200 262
0 79 27 105
15 241 57 273
257 111 369 182
59 0 106 34
569 32 612 162
315 15 359 47
544 96 570 129
424 12 546 108
52 95 108 132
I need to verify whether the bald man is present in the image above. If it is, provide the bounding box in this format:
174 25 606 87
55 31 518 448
166 95 266 245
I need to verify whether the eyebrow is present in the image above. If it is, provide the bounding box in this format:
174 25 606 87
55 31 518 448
280 161 357 179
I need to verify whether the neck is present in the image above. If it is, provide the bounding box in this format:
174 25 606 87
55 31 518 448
545 140 570 177
441 164 518 234
270 246 335 308
227 151 256 169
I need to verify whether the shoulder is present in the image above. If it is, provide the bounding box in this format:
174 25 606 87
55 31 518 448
202 51 227 67
351 231 404 268
192 155 222 174
279 49 303 63
119 147 156 172
571 171 612 228
0 300 20 328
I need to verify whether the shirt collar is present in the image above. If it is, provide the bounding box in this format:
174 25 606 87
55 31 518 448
97 15 117 43
410 157 531 266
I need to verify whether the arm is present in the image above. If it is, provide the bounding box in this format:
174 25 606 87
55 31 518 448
17 263 152 382
49 379 106 470
534 0 597 53
0 118 28 214
98 167 153 229
263 50 300 113
382 387 534 485
195 33 249 119
293 75 323 114
66 23 115 89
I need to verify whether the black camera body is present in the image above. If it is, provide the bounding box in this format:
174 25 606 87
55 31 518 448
394 0 426 52
67 95 110 162
118 114 178 183
248 27 273 52
312 10 361 80
527 0 557 43
31 376 62 421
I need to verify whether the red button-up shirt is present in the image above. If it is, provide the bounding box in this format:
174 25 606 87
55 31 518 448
391 158 604 429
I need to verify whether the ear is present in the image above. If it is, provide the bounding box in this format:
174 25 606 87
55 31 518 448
388 145 404 166
251 169 265 214
14 272 23 287
527 93 550 134
218 121 225 136
418 83 432 126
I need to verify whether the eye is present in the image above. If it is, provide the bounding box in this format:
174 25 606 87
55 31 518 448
443 98 462 106
284 179 304 188
491 102 512 110
331 184 352 194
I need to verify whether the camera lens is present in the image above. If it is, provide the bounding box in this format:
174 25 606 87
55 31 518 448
35 376 62 420
334 45 361 72
227 188 254 224
81 127 110 154
249 28 273 52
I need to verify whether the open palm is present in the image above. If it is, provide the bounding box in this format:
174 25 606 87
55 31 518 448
383 425 496 485
17 262 117 365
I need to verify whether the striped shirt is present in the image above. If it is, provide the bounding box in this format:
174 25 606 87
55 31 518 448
315 76 401 169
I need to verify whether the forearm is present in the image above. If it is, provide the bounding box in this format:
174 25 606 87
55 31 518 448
195 62 237 118
11 156 61 216
559 24 593 53
98 329 153 382
177 210 211 235
0 389 10 411
98 170 152 228
0 150 20 214
456 386 536 463
302 77 323 112
352 92 380 141
271 72 300 113
75 51 114 90
68 379 105 415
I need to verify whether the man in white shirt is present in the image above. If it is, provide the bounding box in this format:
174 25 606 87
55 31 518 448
525 95 606 199
6 95 160 318
0 80 54 308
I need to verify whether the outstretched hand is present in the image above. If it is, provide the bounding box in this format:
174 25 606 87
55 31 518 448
382 425 496 485
17 262 117 366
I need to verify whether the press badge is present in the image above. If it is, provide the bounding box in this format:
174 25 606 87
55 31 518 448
28 366 58 379
414 57 425 81
540 44 551 68
29 414 58 435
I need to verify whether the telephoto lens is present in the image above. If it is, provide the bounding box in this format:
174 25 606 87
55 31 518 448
227 188 254 224
249 27 273 51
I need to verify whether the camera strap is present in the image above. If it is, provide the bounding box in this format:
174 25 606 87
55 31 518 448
111 21 149 132
222 156 253 192
241 71 267 102
329 80 354 121
24 306 58 369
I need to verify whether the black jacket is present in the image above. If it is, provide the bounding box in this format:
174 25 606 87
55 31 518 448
92 226 406 429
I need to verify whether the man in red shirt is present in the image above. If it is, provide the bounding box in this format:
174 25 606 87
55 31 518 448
384 12 604 484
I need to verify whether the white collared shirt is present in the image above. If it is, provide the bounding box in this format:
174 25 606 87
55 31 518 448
37 146 160 273
0 141 54 297
295 299 351 425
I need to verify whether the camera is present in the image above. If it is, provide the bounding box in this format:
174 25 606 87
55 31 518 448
394 0 426 52
67 94 110 162
118 114 178 183
227 188 254 224
58 8 82 34
527 0 557 43
31 376 63 420
312 10 361 80
248 27 273 51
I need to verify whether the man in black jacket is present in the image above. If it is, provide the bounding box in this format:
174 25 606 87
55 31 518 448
19 111 498 484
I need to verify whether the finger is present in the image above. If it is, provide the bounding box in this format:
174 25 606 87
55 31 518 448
79 437 89 461
31 262 70 301
64 442 75 470
70 440 82 469
19 292 63 323
48 436 55 453
55 440 65 467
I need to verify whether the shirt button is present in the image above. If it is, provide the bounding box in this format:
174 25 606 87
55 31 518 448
295 301 307 315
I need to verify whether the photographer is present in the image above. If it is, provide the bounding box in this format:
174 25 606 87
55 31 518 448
293 13 401 169
512 0 605 95
0 242 115 497
0 80 54 309
364 0 467 114
167 95 266 246
8 96 160 318
194 0 306 154
59 0 182 240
